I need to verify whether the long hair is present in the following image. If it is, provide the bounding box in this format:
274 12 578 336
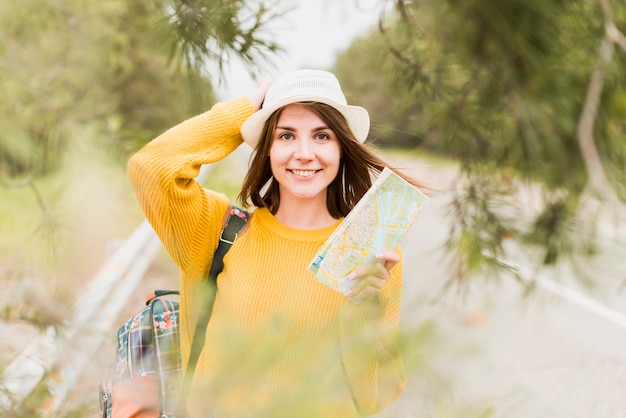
238 102 428 218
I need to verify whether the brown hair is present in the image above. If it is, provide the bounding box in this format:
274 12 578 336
238 102 428 218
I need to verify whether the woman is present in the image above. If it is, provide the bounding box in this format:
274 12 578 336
128 69 427 417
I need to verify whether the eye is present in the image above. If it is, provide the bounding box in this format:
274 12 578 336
278 132 294 141
315 132 331 141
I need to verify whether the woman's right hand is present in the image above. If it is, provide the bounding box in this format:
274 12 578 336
246 76 277 111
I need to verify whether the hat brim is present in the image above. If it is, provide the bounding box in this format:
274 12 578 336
240 95 370 149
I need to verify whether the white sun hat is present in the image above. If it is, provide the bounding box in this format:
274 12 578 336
240 69 370 149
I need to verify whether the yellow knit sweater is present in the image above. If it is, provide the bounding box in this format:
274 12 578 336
127 97 406 417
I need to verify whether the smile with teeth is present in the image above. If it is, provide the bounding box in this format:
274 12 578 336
290 169 320 177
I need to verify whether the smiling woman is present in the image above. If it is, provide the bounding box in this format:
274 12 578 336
268 104 342 222
128 69 428 417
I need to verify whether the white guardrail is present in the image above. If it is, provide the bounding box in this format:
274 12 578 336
0 165 214 415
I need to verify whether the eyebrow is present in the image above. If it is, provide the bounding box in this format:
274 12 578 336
276 125 331 132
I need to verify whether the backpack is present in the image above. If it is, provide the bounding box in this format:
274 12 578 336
99 206 249 418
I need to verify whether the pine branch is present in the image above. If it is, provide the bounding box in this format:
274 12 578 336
377 7 412 66
377 0 430 81
0 175 48 215
0 174 62 262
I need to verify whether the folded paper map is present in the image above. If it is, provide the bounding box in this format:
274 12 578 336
309 167 430 299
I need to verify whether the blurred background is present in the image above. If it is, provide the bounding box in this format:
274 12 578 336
1 0 625 417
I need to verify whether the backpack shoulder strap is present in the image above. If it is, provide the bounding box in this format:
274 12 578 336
178 204 249 416
207 205 249 282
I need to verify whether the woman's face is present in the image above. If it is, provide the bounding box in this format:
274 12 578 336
269 103 341 204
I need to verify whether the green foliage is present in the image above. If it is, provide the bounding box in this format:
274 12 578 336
335 0 626 277
1 1 183 174
0 0 283 177
159 0 285 78
337 0 610 183
444 174 519 279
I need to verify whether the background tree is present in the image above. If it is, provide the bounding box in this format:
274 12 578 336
0 0 282 176
335 0 626 282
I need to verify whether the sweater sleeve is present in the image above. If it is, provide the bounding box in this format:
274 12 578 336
127 97 254 274
338 248 407 416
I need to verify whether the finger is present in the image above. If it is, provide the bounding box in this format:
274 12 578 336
348 275 388 295
349 285 381 303
376 251 400 271
345 253 398 302
348 255 389 280
346 271 389 301
351 261 390 282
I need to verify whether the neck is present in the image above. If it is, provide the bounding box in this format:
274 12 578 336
274 198 338 230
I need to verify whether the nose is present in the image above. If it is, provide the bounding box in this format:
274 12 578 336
294 138 314 160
